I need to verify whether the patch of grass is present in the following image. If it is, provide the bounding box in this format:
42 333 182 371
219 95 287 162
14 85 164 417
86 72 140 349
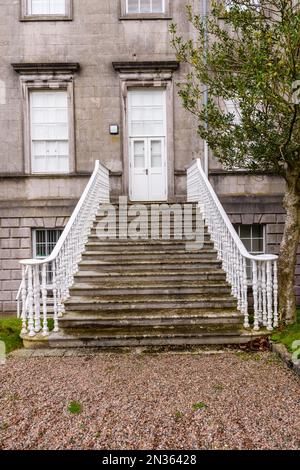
0 317 23 354
0 421 8 431
271 310 300 352
234 351 261 361
213 384 224 392
192 402 207 411
174 410 184 421
68 401 82 414
8 393 21 402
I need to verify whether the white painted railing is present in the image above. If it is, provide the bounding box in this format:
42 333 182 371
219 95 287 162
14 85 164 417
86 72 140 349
187 159 278 330
16 161 109 337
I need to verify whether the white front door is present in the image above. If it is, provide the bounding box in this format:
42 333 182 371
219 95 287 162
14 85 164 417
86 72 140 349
128 89 167 201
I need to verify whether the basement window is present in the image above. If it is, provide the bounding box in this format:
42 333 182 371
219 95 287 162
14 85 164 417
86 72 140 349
33 229 63 259
234 224 265 279
33 228 63 283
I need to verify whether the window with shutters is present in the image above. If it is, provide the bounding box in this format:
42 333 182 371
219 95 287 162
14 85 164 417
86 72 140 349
120 0 171 19
30 91 69 174
21 0 72 20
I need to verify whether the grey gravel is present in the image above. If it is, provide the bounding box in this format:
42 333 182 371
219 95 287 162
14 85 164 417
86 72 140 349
0 351 299 450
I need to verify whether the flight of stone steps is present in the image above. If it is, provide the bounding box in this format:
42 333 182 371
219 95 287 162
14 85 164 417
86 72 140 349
43 202 251 348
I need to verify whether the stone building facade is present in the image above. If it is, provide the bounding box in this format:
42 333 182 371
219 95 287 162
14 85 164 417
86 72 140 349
0 0 297 315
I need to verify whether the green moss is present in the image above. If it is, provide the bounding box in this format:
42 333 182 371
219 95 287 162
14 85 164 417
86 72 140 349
68 401 82 414
192 402 207 411
271 310 300 352
234 351 261 361
0 317 23 354
174 410 184 420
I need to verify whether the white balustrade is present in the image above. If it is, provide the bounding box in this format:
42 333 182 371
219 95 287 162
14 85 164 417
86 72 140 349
187 159 278 330
16 160 109 337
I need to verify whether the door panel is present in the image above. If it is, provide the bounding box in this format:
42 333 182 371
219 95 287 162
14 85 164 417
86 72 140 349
131 139 148 201
149 138 166 201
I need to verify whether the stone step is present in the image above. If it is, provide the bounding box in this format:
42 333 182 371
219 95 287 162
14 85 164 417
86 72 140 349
89 228 211 238
59 324 242 338
78 259 222 272
85 240 215 251
70 279 229 288
64 296 237 311
69 282 231 297
73 269 227 282
60 309 243 328
44 328 254 349
81 250 218 261
24 329 269 349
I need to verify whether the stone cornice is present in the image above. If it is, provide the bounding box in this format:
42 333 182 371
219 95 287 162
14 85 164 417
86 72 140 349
11 63 80 75
112 61 179 74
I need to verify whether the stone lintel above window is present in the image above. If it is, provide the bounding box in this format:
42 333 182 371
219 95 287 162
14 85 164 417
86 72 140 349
12 63 80 75
112 61 179 74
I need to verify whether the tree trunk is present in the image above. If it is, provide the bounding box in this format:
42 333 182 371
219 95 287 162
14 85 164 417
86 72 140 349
278 170 300 324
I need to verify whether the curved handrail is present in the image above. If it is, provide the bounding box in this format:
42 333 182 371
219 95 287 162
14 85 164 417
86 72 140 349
194 159 277 262
188 159 278 331
16 159 110 337
19 160 101 267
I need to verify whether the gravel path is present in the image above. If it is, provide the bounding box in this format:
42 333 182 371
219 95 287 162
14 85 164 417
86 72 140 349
0 351 299 450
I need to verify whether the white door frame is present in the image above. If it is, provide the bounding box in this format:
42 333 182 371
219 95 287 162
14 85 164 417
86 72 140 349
128 87 168 202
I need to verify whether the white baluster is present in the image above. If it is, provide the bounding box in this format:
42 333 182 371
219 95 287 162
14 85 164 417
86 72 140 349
242 257 249 328
257 262 263 324
266 260 273 331
273 260 278 328
56 256 64 317
33 265 41 333
236 251 242 311
252 260 259 331
27 266 35 337
41 264 49 336
52 260 59 332
21 265 27 335
261 262 267 326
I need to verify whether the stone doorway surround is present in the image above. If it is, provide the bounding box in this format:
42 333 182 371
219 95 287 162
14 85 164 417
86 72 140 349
112 61 179 202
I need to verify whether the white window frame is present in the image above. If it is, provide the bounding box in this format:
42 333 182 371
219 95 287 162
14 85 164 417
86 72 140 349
225 1 260 12
234 224 266 281
20 0 73 21
32 228 64 285
32 228 63 259
224 98 241 125
120 0 171 19
126 0 165 14
30 90 70 175
234 224 266 254
20 76 75 175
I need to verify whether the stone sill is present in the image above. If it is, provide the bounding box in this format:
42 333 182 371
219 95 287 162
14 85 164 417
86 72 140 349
0 171 121 179
119 14 172 21
20 15 72 22
209 169 279 176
